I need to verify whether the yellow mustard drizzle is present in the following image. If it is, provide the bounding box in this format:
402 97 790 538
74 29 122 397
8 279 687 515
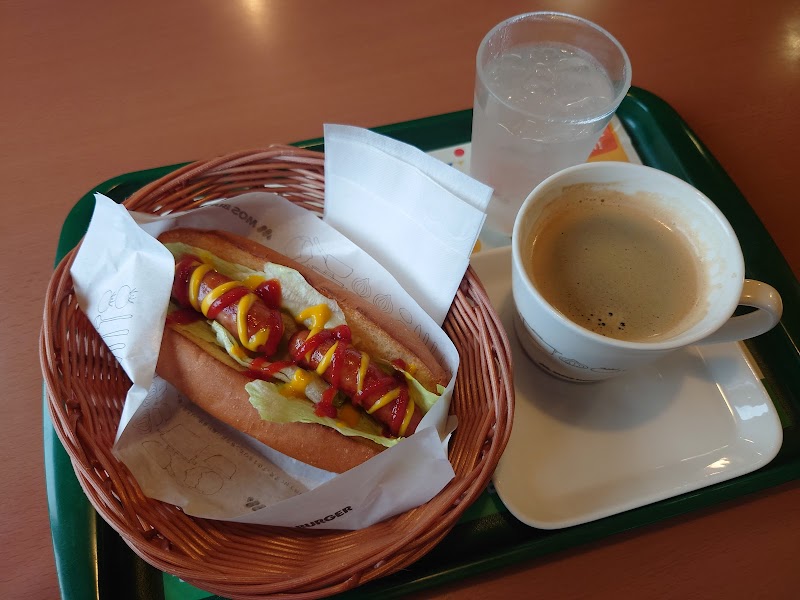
236 293 270 351
397 396 415 437
337 403 361 428
356 354 369 394
189 263 213 311
200 281 240 316
315 341 339 376
229 344 248 361
366 388 401 414
281 368 313 397
296 303 332 340
235 293 252 343
242 274 266 290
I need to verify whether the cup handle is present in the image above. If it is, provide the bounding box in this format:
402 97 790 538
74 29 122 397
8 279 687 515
697 280 783 345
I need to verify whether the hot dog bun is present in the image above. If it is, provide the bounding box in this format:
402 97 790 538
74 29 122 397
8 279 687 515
155 228 450 473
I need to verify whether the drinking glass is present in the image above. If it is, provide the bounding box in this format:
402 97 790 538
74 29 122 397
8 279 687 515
471 12 631 236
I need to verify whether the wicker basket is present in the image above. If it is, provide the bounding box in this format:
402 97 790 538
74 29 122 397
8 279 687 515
40 145 514 599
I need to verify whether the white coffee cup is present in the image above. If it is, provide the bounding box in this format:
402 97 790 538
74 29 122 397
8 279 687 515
511 162 783 382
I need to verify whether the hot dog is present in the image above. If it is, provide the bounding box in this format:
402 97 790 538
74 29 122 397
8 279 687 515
155 228 448 473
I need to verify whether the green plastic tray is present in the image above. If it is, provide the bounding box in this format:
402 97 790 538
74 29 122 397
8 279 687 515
45 87 800 600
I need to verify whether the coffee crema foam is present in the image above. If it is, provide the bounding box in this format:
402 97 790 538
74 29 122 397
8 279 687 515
526 184 704 342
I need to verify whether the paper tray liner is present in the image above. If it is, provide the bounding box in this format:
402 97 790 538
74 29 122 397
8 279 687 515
40 145 514 599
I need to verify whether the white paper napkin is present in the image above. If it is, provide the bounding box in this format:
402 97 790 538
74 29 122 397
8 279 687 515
70 198 175 429
323 124 492 325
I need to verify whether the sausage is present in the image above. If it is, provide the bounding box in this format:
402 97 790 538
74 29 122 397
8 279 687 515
170 253 422 438
172 255 284 357
288 329 423 437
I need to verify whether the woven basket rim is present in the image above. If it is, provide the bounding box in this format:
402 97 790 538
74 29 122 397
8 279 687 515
40 144 514 599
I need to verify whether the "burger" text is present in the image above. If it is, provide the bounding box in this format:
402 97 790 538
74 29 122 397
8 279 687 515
294 506 353 528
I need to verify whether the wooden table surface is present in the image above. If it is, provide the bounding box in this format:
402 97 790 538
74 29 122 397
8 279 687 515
3 1 799 598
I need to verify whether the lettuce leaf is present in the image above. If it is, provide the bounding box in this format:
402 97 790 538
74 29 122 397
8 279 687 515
169 311 242 372
246 380 398 448
397 367 445 413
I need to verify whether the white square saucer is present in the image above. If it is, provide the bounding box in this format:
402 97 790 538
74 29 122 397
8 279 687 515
472 246 783 529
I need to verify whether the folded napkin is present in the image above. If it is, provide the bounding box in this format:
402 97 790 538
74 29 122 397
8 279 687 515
323 124 493 325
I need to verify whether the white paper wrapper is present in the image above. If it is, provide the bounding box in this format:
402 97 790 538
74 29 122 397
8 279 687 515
69 127 491 530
